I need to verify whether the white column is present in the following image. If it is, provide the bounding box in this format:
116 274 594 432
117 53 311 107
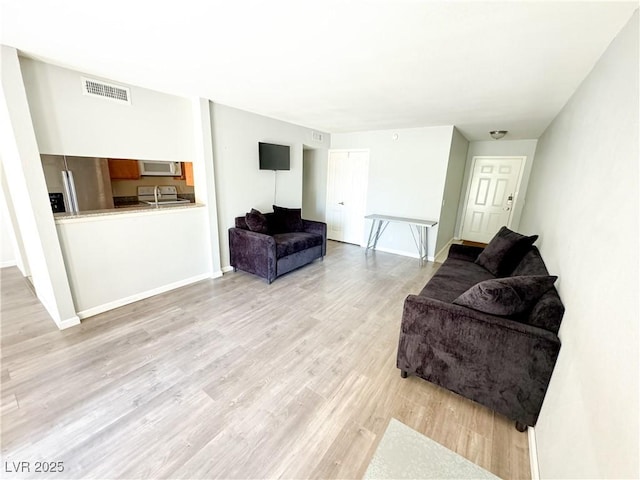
0 46 79 329
192 97 222 277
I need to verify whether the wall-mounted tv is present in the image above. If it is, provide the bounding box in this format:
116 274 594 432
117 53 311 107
259 142 290 171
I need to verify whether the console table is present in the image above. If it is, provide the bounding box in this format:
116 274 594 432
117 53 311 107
365 214 438 266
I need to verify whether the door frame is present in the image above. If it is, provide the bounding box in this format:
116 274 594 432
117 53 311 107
459 155 527 240
325 148 370 246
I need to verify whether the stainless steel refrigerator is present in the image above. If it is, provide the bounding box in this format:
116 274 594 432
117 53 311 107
41 155 114 213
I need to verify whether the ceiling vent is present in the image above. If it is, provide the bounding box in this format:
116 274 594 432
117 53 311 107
311 131 324 142
81 77 131 105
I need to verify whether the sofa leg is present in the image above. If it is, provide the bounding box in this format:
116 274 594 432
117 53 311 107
401 370 408 378
515 421 527 432
233 267 237 272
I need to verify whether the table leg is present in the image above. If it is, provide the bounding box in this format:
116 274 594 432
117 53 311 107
423 225 428 265
366 219 376 253
419 226 424 266
372 221 385 250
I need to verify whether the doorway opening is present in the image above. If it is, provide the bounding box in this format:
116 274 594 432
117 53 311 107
302 146 326 222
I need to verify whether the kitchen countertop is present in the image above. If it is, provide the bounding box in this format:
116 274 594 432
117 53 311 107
54 202 204 222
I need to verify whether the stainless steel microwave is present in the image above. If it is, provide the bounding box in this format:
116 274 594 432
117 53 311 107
138 160 182 176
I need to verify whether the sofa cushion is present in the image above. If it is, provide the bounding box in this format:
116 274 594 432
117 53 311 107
419 258 495 303
273 232 323 258
245 208 270 234
235 216 249 229
272 205 304 233
453 275 558 316
475 226 538 277
510 248 565 333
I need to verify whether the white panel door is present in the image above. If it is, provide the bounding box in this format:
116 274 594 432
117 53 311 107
461 157 524 243
326 150 369 245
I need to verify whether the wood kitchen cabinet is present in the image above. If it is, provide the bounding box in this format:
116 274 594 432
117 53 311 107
183 162 194 186
108 159 140 180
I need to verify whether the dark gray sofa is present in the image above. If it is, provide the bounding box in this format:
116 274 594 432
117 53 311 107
397 243 564 430
229 213 327 283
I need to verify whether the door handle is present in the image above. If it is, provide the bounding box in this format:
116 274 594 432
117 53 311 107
338 201 344 205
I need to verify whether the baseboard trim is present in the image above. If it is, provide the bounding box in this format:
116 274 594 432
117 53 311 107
0 260 17 268
528 426 540 480
369 246 435 262
221 266 234 274
56 315 81 330
76 273 211 320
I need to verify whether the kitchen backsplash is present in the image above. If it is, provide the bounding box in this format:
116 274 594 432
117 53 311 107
110 177 194 197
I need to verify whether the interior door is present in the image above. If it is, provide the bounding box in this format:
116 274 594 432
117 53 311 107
460 156 524 243
326 150 369 245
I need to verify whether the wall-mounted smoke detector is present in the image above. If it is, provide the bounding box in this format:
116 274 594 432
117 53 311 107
311 131 324 142
81 77 131 105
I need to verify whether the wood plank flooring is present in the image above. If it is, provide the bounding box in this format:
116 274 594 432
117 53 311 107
1 241 530 479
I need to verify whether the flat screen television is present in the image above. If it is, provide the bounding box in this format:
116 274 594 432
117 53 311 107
259 142 290 170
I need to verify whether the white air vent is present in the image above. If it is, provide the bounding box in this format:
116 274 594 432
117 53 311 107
81 77 131 105
312 131 324 142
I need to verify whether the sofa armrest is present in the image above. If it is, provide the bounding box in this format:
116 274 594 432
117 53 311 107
398 294 560 425
447 243 484 261
229 228 277 282
302 219 327 256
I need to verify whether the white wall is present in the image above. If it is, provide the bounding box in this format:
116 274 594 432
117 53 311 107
210 103 329 268
455 139 538 238
435 127 468 255
0 183 17 267
519 11 638 479
331 126 454 259
56 207 211 317
19 57 194 161
0 162 27 275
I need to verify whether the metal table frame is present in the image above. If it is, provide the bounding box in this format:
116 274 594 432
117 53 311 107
365 214 438 266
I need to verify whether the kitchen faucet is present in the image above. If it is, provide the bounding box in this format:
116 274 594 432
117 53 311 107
153 185 161 204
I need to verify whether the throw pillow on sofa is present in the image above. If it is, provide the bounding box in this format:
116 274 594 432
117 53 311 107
272 205 304 233
453 275 558 316
475 226 538 276
245 208 270 234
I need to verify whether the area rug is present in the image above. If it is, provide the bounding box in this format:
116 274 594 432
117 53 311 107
364 418 500 479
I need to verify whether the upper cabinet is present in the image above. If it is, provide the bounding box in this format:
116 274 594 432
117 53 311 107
184 162 194 186
108 159 140 180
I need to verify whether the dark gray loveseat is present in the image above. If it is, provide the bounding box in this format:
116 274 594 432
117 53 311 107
397 238 564 430
229 210 327 284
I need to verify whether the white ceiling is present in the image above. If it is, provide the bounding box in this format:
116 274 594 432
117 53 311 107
1 1 637 140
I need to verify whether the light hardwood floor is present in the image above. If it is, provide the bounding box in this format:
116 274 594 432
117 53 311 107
1 241 530 479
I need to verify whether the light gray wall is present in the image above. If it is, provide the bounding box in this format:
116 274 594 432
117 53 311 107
455 139 538 238
19 58 194 161
331 126 454 259
302 147 327 222
519 11 638 479
210 103 329 268
56 207 212 317
435 127 468 255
